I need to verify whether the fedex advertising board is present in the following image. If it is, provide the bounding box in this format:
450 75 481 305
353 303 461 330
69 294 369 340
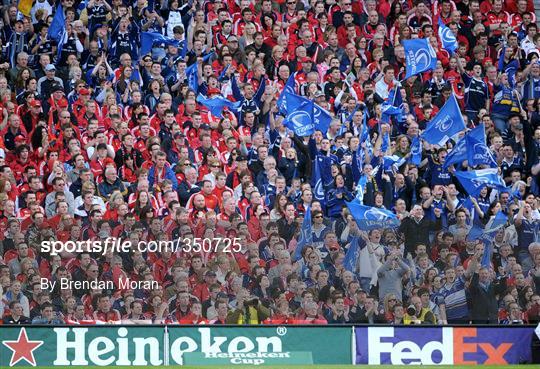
355 326 534 365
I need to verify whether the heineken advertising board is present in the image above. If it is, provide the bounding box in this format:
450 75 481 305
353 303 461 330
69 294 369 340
0 326 351 366
168 326 351 365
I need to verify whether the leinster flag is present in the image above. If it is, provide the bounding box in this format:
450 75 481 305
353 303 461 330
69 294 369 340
465 124 497 168
294 206 313 261
438 18 458 54
403 38 437 79
277 73 296 115
454 168 507 196
421 94 466 146
346 199 400 230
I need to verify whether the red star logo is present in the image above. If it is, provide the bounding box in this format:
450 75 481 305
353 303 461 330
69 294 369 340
2 327 44 366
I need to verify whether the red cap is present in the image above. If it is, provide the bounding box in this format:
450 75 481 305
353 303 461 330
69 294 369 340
57 98 68 108
207 87 221 96
30 100 41 108
300 57 313 63
79 88 90 96
15 135 26 143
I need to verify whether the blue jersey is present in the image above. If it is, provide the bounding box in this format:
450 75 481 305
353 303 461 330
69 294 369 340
522 77 540 101
436 277 468 320
461 73 488 113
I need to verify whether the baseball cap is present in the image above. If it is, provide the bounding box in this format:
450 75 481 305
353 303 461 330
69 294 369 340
173 132 185 139
79 88 90 96
236 154 248 162
45 64 56 72
30 100 41 108
15 135 26 143
300 57 313 63
314 91 325 98
205 270 217 277
200 124 211 130
51 84 64 93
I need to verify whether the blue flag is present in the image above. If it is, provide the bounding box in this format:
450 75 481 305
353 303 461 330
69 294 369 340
355 175 367 204
443 133 468 170
282 92 332 135
346 199 400 230
48 4 65 42
140 32 180 57
381 86 404 123
359 109 373 157
294 206 313 261
480 211 508 268
403 38 438 79
283 93 315 136
421 94 466 146
196 94 241 118
410 136 422 165
438 18 458 54
313 103 332 134
344 236 366 272
186 52 214 92
465 124 497 168
351 143 364 183
454 168 507 196
277 73 296 114
383 155 406 171
312 156 326 205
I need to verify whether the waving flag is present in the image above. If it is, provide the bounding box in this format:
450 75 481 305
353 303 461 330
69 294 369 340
454 168 507 196
283 93 315 136
312 156 326 206
344 236 366 272
294 206 313 261
403 38 438 79
355 174 367 203
48 4 65 42
352 142 365 183
480 211 508 267
346 199 400 230
141 32 181 57
186 52 214 92
18 0 33 16
381 86 404 123
196 94 241 118
282 92 332 135
421 94 466 146
465 124 497 168
313 103 333 134
410 136 422 165
438 18 458 54
360 109 373 157
443 134 468 169
277 73 296 114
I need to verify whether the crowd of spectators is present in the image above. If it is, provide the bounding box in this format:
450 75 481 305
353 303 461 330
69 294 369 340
0 0 539 326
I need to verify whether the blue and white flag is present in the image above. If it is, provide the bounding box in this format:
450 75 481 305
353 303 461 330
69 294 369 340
381 86 404 123
480 211 508 268
383 155 406 171
48 4 65 42
294 206 313 261
443 133 468 170
438 18 458 54
359 109 373 157
346 199 400 230
312 156 326 205
186 52 214 92
497 46 519 88
344 236 366 272
402 38 438 79
277 73 296 114
282 92 332 135
421 94 466 146
141 32 180 57
196 94 241 118
454 168 507 196
313 103 333 134
355 175 367 204
283 93 315 136
410 136 422 165
465 124 497 168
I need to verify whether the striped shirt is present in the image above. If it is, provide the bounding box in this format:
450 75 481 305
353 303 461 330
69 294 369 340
436 277 468 320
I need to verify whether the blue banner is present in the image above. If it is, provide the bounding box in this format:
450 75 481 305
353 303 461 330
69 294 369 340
346 199 400 230
277 73 296 115
465 124 497 168
343 236 365 272
403 38 437 79
454 168 507 196
283 93 315 136
421 94 466 146
196 94 241 118
438 18 458 53
140 32 180 57
294 206 313 261
410 136 422 165
48 4 65 42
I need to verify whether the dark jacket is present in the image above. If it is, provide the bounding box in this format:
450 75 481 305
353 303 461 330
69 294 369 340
468 273 507 323
399 216 442 255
